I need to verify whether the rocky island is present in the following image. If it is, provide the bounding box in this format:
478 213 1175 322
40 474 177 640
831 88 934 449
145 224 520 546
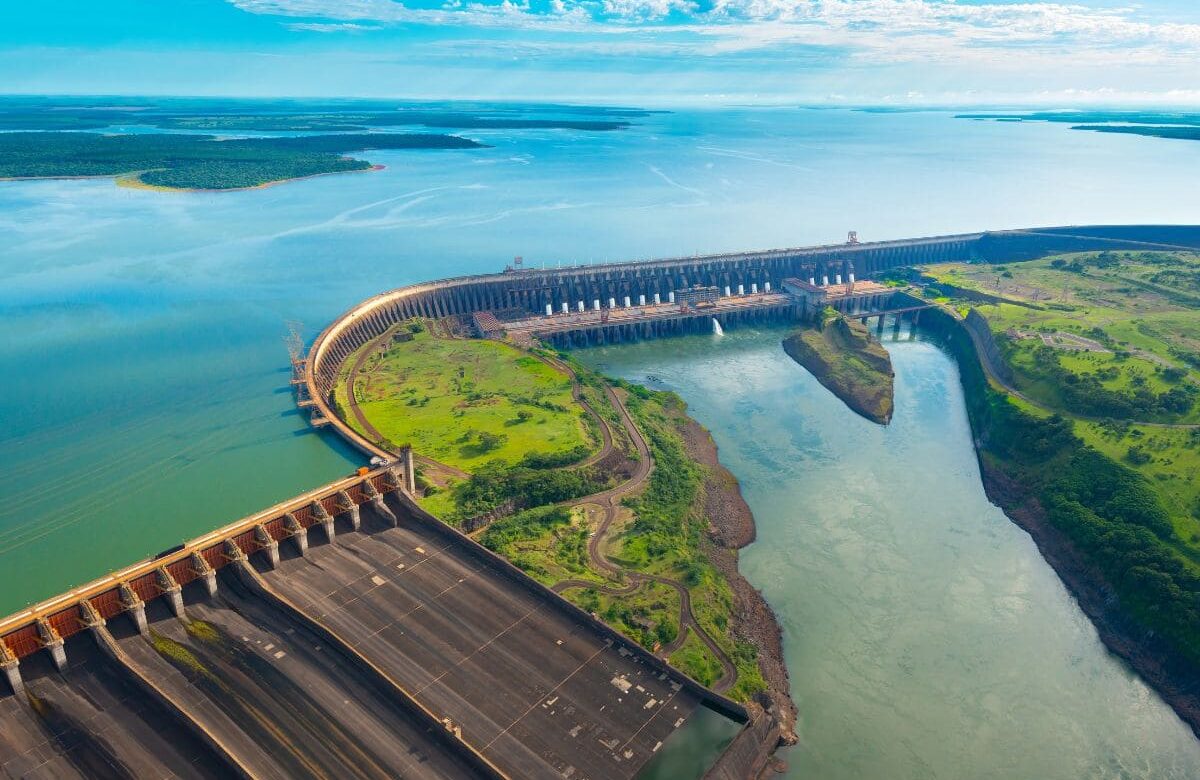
782 310 895 424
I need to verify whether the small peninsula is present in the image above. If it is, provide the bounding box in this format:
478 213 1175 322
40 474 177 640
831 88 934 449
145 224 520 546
0 131 485 191
334 324 798 736
783 311 895 424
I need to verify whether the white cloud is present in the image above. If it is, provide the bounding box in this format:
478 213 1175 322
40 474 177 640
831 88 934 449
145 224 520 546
227 0 1200 66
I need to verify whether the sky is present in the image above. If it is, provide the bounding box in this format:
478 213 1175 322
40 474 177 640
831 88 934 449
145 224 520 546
3 0 1200 105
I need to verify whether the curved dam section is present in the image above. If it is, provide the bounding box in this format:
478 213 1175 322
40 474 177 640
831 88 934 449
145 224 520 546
302 224 1200 450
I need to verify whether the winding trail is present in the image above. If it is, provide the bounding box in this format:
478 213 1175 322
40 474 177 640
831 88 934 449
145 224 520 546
549 381 738 692
344 329 737 692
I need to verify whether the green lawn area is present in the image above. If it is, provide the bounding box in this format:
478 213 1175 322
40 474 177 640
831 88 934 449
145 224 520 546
923 252 1200 424
1075 421 1200 548
336 328 595 472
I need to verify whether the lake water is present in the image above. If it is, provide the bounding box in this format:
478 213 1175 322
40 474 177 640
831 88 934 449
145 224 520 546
584 325 1200 779
3 105 1200 776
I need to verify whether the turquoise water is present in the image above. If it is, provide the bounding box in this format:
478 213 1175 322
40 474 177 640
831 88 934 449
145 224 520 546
4 105 1200 774
585 325 1200 779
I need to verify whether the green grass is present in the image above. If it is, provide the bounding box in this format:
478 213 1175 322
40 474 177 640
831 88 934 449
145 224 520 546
338 328 595 472
669 632 725 687
924 253 1200 424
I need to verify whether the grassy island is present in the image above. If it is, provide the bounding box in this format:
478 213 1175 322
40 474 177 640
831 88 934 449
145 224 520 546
330 323 795 729
0 132 484 190
916 251 1200 732
782 310 895 424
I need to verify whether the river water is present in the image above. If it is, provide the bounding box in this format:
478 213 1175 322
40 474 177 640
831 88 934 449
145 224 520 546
584 325 1200 779
3 105 1200 775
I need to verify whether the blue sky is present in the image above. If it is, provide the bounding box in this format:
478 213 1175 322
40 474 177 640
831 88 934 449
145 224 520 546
4 0 1200 105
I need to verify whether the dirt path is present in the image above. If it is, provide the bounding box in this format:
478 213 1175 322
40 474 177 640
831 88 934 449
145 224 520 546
553 384 739 693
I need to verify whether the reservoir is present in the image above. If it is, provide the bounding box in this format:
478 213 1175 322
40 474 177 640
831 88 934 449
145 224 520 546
585 326 1200 778
4 105 1200 775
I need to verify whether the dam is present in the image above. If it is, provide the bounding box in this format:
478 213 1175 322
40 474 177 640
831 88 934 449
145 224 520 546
4 224 1200 779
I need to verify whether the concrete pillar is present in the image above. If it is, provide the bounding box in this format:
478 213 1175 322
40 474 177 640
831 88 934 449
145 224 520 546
738 284 745 295
191 552 217 598
724 285 731 297
822 275 829 286
835 274 843 285
809 276 816 285
283 513 308 556
593 299 600 311
156 567 185 619
849 273 856 283
336 490 361 531
2 641 23 695
751 283 758 294
654 293 661 305
545 303 552 316
561 302 569 314
578 300 585 312
668 291 676 304
608 297 616 309
36 619 66 672
310 499 335 543
764 281 771 293
79 600 104 631
255 524 280 568
639 294 646 306
119 582 147 635
224 539 247 564
362 477 398 526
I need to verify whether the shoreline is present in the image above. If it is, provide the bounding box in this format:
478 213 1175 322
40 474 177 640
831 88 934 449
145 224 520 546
116 164 387 193
929 309 1200 740
976 463 1200 739
0 164 387 192
677 412 800 744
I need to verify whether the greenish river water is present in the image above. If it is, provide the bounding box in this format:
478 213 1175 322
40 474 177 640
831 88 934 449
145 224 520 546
585 325 1200 779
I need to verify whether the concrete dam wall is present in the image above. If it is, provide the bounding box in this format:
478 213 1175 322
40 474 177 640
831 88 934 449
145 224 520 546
304 224 1200 406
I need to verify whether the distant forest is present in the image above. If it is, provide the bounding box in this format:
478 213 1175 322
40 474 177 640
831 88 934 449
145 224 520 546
0 98 647 190
0 132 485 190
957 111 1200 144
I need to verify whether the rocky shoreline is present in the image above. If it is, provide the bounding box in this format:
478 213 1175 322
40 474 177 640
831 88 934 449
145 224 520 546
677 414 800 744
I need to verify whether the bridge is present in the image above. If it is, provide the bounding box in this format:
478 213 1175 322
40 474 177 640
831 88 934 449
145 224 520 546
6 224 1200 779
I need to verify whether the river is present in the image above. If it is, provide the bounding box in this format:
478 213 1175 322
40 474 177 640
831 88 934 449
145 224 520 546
3 104 1200 776
586 325 1200 779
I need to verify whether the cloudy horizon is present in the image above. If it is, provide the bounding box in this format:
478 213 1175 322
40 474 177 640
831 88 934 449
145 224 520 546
4 0 1200 106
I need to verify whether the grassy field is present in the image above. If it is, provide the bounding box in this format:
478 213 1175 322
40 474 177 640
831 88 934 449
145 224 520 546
924 252 1200 424
336 328 595 472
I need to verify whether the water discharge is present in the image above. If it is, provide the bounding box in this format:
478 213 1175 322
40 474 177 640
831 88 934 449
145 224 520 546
583 325 1200 779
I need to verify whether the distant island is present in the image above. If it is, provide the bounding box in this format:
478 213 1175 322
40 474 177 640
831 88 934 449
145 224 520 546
0 132 486 191
957 110 1200 143
0 97 647 191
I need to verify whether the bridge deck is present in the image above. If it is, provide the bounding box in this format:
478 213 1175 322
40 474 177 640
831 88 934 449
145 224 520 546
261 497 702 780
